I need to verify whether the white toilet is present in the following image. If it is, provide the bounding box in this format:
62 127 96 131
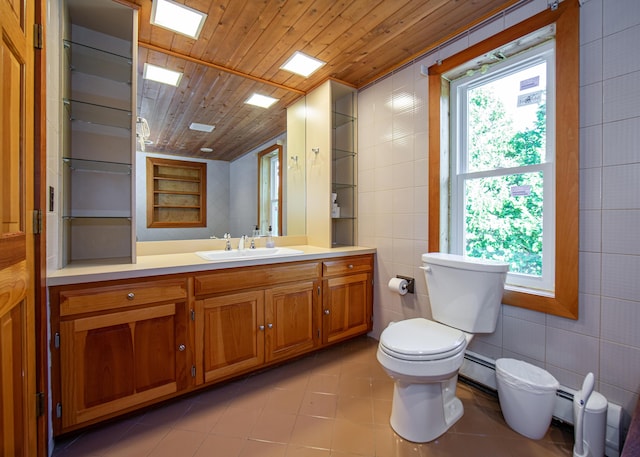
377 252 508 443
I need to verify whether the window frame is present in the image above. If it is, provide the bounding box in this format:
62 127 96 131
428 1 579 318
257 143 283 235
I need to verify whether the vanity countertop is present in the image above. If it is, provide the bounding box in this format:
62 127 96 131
47 244 376 286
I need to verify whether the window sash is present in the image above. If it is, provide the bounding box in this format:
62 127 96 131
449 41 556 295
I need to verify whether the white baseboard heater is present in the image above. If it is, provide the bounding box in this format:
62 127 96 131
460 351 623 457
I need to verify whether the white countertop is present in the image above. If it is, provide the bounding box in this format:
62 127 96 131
47 244 376 286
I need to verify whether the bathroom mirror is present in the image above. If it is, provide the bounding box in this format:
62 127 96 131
135 47 306 241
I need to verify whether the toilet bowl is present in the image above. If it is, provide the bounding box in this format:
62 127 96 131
377 253 508 443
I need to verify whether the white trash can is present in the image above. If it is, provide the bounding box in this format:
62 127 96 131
495 358 559 439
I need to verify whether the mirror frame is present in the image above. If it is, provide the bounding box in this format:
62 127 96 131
257 144 283 236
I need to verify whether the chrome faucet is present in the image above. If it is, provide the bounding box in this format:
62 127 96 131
224 233 232 251
250 238 256 249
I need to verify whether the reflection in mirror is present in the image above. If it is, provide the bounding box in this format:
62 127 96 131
134 47 306 241
257 144 282 236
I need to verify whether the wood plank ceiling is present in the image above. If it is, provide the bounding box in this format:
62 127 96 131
71 0 519 161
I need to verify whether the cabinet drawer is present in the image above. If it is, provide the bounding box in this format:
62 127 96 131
323 255 373 277
195 261 320 296
60 279 188 317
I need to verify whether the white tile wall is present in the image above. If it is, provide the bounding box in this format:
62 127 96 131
359 0 640 431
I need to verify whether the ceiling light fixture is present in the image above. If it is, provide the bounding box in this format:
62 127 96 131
143 63 183 86
280 51 325 77
189 122 215 132
245 93 278 109
200 147 213 153
150 0 207 39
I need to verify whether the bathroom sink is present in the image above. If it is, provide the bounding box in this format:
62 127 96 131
195 247 305 261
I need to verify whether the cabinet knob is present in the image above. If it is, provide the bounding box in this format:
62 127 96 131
267 323 273 329
127 292 135 300
259 325 265 331
324 309 330 315
178 344 186 352
348 264 354 269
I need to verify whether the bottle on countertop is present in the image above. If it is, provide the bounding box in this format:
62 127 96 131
265 225 275 248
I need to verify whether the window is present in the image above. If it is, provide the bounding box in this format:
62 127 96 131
257 144 282 235
428 1 578 318
449 40 555 295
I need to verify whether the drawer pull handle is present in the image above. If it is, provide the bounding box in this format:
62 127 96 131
178 344 186 352
127 292 135 300
324 309 330 315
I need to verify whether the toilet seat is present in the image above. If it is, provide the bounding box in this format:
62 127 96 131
379 318 467 361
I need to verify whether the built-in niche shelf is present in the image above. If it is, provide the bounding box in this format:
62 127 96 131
146 157 207 228
60 11 136 266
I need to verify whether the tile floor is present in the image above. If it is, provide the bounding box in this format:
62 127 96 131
53 336 574 456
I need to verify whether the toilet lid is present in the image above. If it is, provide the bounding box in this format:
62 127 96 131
379 318 467 361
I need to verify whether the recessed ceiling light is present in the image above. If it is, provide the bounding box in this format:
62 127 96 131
200 147 213 153
189 122 215 132
143 63 183 86
150 0 207 39
280 51 325 77
245 93 278 109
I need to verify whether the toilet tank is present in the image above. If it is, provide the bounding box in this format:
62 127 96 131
422 253 509 333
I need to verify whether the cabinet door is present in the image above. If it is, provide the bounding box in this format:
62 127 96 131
322 272 372 345
197 290 264 384
59 302 187 429
265 281 319 363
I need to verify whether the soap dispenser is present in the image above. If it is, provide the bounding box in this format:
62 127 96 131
266 225 275 248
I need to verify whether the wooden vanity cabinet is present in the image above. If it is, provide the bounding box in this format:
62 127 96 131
51 278 190 433
322 255 373 345
194 262 321 384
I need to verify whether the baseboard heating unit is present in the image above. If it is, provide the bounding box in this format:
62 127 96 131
460 351 623 457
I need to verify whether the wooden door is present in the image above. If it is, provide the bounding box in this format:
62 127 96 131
59 303 187 430
265 281 319 363
0 0 36 454
322 273 372 345
197 290 264 384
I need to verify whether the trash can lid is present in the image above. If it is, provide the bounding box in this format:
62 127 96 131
586 391 607 413
496 358 559 393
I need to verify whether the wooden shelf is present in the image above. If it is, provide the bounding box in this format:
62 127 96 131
147 157 207 228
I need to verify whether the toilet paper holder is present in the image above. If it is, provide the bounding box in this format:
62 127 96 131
395 275 415 294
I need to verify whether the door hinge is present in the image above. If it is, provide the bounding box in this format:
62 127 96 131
32 209 42 235
56 402 62 418
191 365 196 377
54 332 60 349
34 24 43 49
547 0 559 10
190 309 195 321
36 392 45 417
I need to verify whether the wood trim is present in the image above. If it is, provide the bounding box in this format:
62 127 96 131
427 1 579 318
0 234 26 270
137 41 305 96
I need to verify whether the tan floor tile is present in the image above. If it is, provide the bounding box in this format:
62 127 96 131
211 406 260 438
137 398 193 428
289 415 334 449
173 400 226 433
239 439 287 457
285 444 331 457
103 424 171 457
56 419 136 456
336 395 374 423
192 434 245 457
307 373 340 394
299 391 338 418
337 375 373 397
250 410 297 443
331 418 376 456
146 429 207 457
266 387 306 414
373 398 392 425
